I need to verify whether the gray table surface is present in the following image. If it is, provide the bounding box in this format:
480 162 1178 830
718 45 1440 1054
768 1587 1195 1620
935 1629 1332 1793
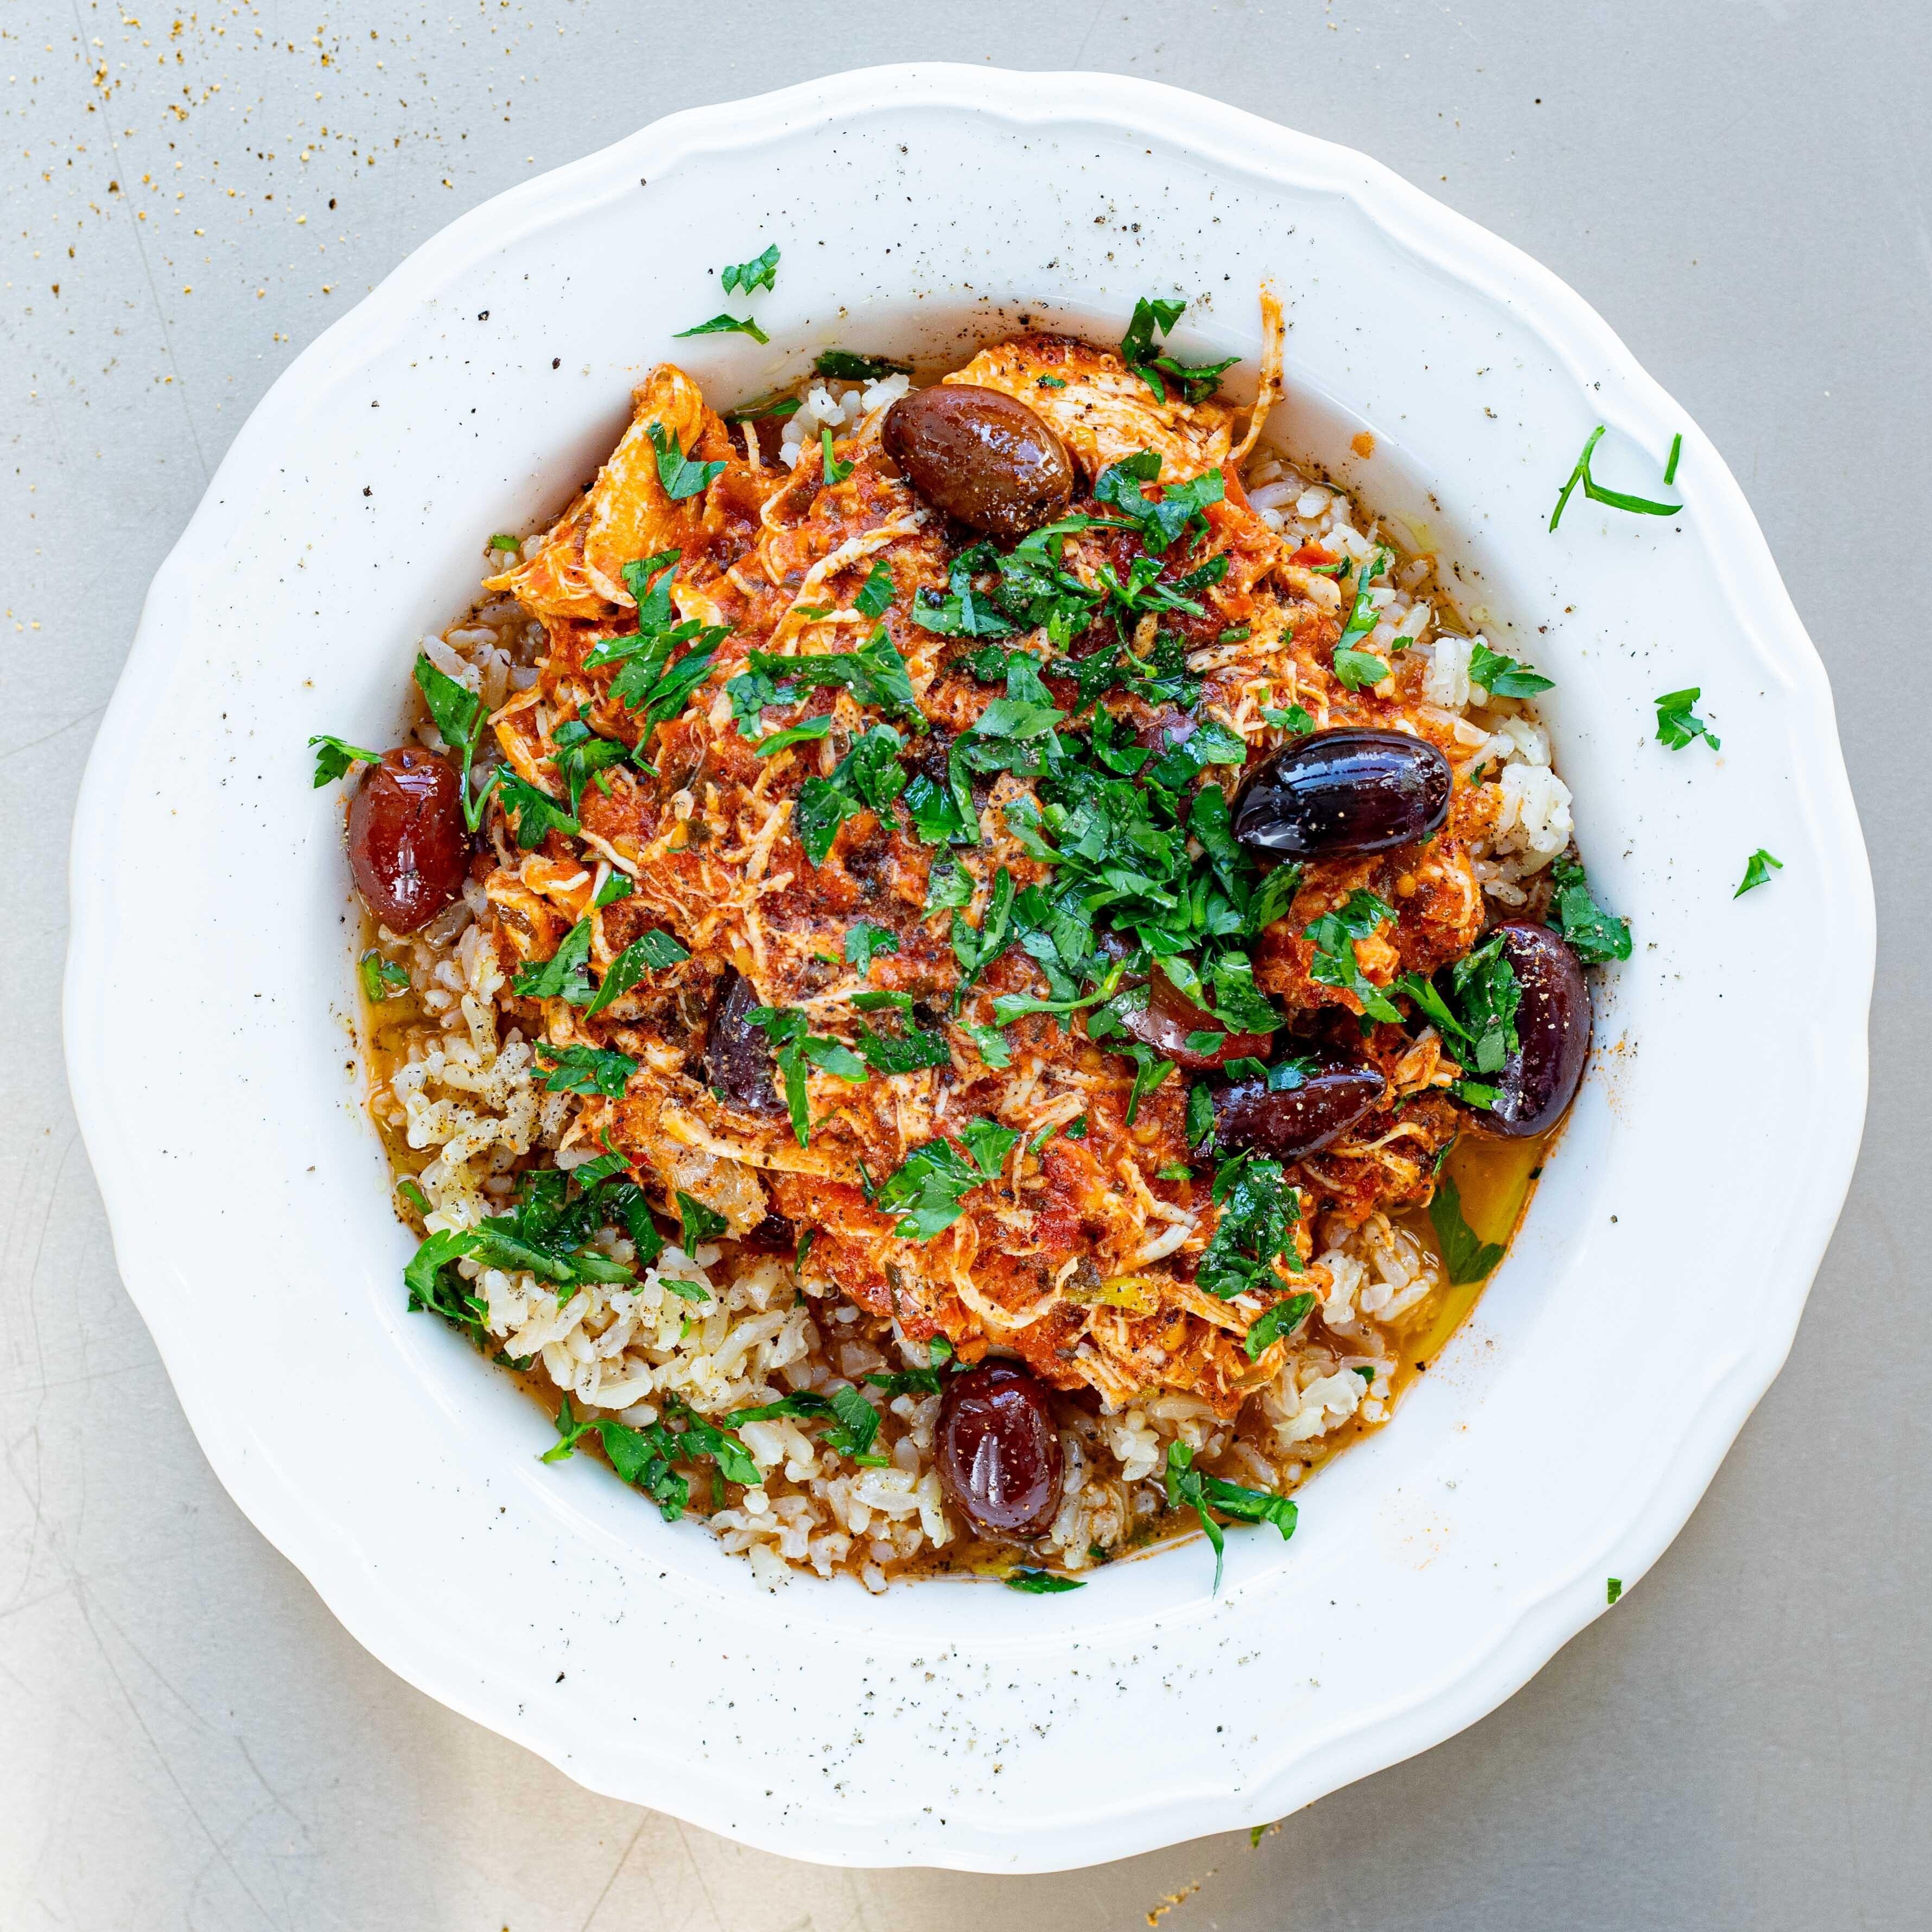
5 2 1926 1926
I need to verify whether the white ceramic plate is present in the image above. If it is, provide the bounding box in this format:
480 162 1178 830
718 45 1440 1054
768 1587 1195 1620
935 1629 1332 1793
65 66 1872 1871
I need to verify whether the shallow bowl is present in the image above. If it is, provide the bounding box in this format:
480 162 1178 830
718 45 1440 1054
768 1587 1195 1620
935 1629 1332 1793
63 65 1872 1871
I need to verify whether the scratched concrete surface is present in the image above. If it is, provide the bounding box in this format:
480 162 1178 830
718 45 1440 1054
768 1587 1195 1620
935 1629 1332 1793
3 1 1927 1927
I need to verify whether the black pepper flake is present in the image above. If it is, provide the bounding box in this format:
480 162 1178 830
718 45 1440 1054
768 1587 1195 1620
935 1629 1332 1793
478 309 490 321
551 357 561 369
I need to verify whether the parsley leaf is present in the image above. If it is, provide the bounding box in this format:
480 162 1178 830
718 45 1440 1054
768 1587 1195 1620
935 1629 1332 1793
844 921 899 975
1655 686 1720 752
1197 1152 1302 1300
814 349 910 380
728 627 918 730
1262 703 1316 735
874 1131 1000 1240
1735 848 1783 897
751 713 835 756
675 312 770 345
1548 423 1683 531
534 1042 637 1097
1117 297 1236 404
1004 1568 1085 1593
822 1384 885 1463
1303 889 1402 1021
494 768 581 850
793 723 906 865
719 243 779 295
512 918 595 1003
1546 851 1632 963
676 1192 729 1249
647 421 725 500
950 864 1015 1001
586 929 688 1018
1428 1174 1505 1285
1396 932 1520 1076
1331 549 1393 689
359 949 411 1001
550 719 630 814
743 1003 869 1146
819 429 853 486
1243 1290 1315 1361
1468 640 1555 698
855 559 895 618
1164 1440 1297 1592
309 734 383 786
1093 450 1225 555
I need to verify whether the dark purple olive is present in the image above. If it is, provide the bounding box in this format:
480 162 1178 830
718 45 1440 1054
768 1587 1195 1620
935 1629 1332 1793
347 746 469 932
1116 970 1274 1072
1478 924 1590 1136
743 1212 798 1253
882 385 1075 540
936 1359 1064 1539
1234 728 1452 860
1211 1062 1388 1161
704 967 783 1118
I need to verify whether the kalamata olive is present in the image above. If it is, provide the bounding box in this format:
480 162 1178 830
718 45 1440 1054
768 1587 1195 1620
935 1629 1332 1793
744 1212 798 1253
882 385 1075 541
346 746 469 932
1477 923 1591 1136
1116 970 1274 1071
1234 728 1452 860
936 1359 1064 1539
1211 1062 1388 1161
705 968 784 1118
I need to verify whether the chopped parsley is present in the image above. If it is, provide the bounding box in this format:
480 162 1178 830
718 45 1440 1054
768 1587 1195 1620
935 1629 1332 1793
412 653 493 829
309 734 383 786
533 1042 637 1097
813 349 911 381
1396 931 1520 1078
1548 423 1683 531
1734 848 1783 897
751 713 834 756
1303 889 1402 1021
1546 851 1632 963
1196 1151 1302 1300
543 1392 758 1520
819 429 853 485
494 768 581 850
674 312 771 345
675 1191 729 1250
742 1003 868 1146
1428 1174 1505 1285
1164 1440 1297 1592
1655 686 1720 752
550 719 630 812
1242 1290 1315 1361
1607 1577 1624 1605
1003 1568 1085 1593
950 864 1015 1003
873 1122 1011 1240
586 929 688 1018
793 723 907 864
359 950 411 1001
844 921 899 975
593 870 633 909
855 559 895 618
1331 548 1394 689
512 918 594 1003
647 421 725 500
1262 703 1316 735
1468 640 1554 697
1093 450 1224 555
1117 295 1238 404
723 391 802 424
719 243 780 295
584 552 729 728
727 627 918 731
